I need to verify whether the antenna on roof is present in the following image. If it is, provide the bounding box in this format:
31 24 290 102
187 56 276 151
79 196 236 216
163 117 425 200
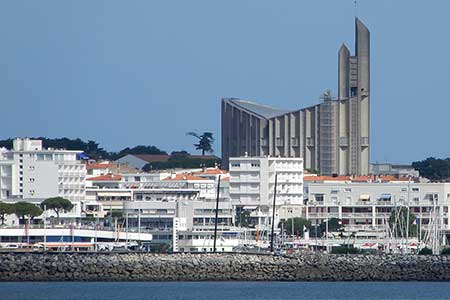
354 0 358 18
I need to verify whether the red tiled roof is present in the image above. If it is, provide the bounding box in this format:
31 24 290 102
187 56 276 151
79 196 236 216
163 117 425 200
87 174 122 181
352 175 374 182
380 175 411 182
193 169 228 175
304 176 351 182
305 174 413 183
86 163 114 170
163 174 206 181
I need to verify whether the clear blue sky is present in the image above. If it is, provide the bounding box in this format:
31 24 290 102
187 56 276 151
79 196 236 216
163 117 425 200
1 1 449 163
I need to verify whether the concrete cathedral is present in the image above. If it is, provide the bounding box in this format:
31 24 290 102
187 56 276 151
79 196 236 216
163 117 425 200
221 18 370 176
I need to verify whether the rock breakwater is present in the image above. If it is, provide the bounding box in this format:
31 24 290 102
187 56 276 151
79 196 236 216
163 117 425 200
0 252 449 281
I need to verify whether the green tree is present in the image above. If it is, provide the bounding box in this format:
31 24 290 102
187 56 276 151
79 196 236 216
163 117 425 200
412 157 450 181
418 247 432 255
142 151 219 171
13 202 43 223
318 218 343 236
40 197 74 222
0 202 14 225
331 246 360 254
236 211 251 227
279 217 312 236
186 132 214 156
389 207 417 238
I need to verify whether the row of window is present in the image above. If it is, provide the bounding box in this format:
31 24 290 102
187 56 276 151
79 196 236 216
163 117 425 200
330 187 421 193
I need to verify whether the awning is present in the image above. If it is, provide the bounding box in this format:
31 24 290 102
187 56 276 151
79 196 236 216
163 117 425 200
379 193 391 201
243 206 258 210
360 242 378 249
359 194 370 201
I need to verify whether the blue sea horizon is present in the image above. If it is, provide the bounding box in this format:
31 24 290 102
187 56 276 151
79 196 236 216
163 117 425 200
1 281 449 300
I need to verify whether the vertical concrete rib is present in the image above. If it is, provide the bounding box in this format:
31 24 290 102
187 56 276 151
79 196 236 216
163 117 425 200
356 18 370 175
338 44 350 100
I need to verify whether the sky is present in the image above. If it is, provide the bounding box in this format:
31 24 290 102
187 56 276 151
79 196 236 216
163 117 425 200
0 0 449 163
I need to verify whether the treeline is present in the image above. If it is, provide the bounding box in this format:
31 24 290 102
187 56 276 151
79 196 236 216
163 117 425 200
142 151 220 171
412 157 450 181
0 137 166 161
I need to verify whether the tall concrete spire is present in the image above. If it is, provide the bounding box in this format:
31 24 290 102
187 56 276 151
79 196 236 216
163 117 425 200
338 44 350 100
355 17 370 175
355 18 370 94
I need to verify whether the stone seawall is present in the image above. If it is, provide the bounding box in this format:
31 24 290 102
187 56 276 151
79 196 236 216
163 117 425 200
0 252 449 281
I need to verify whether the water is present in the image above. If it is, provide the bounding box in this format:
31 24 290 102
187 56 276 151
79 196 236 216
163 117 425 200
0 282 449 300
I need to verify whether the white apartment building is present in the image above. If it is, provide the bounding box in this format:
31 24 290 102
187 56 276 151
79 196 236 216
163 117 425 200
0 139 86 216
0 139 86 202
229 156 304 228
306 181 450 238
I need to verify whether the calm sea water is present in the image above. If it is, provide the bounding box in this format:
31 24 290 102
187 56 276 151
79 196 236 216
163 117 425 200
0 282 449 300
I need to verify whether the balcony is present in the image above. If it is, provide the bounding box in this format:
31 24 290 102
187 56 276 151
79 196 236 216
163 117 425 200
361 137 369 147
339 137 349 147
275 138 284 147
306 137 315 147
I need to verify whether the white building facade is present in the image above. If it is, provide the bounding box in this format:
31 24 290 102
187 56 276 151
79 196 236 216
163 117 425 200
306 181 450 239
0 139 86 216
229 156 304 228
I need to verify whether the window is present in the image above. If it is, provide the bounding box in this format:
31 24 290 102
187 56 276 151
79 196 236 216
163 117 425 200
231 163 240 168
19 159 23 163
29 178 35 183
401 188 407 192
412 187 420 192
19 189 23 193
251 163 260 168
315 194 324 202
344 188 352 192
19 177 23 181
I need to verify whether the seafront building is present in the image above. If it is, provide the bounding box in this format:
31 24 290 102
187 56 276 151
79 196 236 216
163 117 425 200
222 18 370 176
229 156 304 230
304 176 450 242
0 138 86 218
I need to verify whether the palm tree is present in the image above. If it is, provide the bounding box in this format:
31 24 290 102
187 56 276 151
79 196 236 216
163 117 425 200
186 132 214 156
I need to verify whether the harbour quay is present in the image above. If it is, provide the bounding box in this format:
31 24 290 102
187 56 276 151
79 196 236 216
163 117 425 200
0 252 449 282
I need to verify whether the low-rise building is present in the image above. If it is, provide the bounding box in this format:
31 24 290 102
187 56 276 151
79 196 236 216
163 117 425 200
306 180 450 239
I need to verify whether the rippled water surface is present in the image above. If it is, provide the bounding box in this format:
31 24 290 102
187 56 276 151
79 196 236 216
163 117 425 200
1 282 449 300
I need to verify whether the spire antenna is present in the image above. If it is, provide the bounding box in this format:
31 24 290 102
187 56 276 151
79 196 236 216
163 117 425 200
354 0 358 18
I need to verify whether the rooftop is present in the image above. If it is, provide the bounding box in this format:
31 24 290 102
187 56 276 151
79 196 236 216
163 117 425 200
86 163 114 170
224 98 289 119
164 174 207 181
87 174 122 181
